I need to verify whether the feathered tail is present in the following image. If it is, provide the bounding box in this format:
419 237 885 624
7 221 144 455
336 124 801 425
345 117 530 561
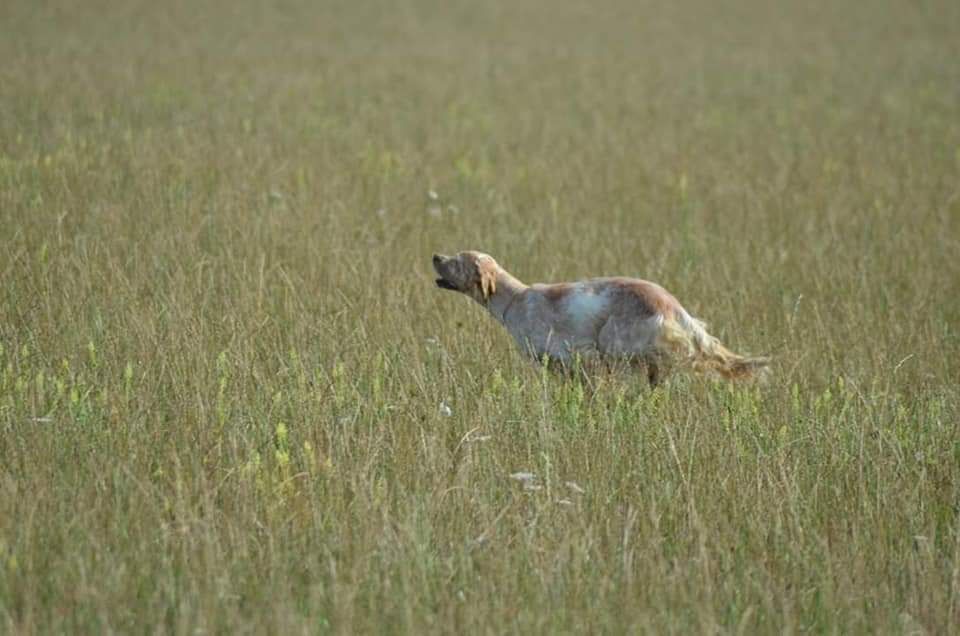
658 310 770 381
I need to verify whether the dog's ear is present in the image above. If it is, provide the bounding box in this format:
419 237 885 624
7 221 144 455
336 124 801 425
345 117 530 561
477 256 497 300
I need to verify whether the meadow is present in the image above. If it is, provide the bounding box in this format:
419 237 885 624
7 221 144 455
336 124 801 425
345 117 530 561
1 0 959 632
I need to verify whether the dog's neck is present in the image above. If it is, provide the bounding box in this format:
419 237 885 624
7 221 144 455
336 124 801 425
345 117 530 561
485 269 527 323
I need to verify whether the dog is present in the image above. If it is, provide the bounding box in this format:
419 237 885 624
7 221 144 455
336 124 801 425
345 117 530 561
432 250 769 386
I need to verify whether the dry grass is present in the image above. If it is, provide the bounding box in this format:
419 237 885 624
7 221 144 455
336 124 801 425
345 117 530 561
1 0 959 633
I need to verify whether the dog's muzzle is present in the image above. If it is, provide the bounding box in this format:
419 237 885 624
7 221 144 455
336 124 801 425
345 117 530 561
432 254 458 290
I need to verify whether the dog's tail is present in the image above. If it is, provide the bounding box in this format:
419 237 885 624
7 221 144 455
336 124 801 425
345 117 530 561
658 310 770 381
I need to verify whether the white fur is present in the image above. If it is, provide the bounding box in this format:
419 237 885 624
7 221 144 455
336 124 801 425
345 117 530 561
564 287 610 328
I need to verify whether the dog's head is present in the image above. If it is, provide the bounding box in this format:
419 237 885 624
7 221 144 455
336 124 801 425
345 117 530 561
432 251 499 302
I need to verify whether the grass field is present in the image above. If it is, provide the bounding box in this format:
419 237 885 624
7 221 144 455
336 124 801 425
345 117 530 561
2 0 959 632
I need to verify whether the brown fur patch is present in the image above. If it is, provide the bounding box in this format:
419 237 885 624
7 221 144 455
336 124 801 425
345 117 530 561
607 278 681 319
541 283 574 303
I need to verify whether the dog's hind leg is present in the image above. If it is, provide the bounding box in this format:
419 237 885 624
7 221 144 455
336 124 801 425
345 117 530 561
646 361 661 387
640 350 674 388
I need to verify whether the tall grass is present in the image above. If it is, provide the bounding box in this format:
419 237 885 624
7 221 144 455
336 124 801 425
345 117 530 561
1 0 958 632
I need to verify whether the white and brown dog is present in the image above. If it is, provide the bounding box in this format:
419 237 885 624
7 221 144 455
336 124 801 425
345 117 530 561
433 250 769 386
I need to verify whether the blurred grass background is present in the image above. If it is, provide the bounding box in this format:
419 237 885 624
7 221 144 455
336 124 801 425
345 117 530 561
1 0 958 632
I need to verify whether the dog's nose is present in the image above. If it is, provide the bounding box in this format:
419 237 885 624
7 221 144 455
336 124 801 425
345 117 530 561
432 254 445 265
